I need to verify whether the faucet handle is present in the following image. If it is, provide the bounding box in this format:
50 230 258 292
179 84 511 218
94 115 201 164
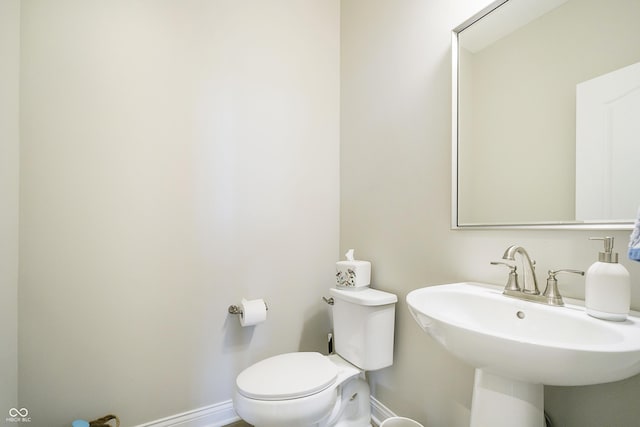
543 269 585 306
490 261 520 291
548 269 585 277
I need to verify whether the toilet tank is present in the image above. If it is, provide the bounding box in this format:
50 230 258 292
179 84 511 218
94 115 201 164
329 287 397 370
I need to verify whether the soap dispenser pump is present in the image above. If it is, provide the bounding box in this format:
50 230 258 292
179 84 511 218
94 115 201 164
585 236 630 321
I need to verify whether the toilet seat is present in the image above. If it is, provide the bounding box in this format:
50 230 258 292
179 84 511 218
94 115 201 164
234 353 364 426
236 352 338 401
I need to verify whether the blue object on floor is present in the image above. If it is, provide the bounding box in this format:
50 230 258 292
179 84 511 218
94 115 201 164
72 420 90 427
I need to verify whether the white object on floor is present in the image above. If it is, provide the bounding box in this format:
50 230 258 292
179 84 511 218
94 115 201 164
380 417 424 427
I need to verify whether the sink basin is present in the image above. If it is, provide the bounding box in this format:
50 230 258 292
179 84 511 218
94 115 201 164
407 282 640 427
407 282 640 386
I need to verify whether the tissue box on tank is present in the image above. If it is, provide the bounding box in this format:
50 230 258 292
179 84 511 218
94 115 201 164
336 260 371 289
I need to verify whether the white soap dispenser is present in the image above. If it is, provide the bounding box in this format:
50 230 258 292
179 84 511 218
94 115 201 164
585 236 630 321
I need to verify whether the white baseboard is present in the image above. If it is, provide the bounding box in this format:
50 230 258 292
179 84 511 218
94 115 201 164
370 396 397 426
135 396 395 427
132 400 240 427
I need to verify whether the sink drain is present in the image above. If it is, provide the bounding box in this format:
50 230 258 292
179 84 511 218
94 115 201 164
516 311 525 319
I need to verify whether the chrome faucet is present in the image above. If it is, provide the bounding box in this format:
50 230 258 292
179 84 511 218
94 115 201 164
492 245 584 306
502 245 539 295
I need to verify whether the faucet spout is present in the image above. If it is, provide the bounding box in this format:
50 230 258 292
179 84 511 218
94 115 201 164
502 245 540 295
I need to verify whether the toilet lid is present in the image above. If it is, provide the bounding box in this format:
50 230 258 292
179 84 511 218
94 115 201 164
236 352 338 401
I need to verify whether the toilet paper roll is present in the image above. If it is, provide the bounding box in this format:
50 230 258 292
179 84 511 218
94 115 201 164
239 298 267 327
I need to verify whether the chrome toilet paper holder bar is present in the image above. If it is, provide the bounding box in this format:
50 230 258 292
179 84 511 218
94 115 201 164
228 302 269 315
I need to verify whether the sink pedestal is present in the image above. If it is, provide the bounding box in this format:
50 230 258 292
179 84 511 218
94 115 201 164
470 369 544 427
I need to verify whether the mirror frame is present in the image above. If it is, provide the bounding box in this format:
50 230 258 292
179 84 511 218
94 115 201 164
451 0 634 231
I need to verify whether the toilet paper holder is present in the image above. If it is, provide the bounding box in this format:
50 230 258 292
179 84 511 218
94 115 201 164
228 301 269 315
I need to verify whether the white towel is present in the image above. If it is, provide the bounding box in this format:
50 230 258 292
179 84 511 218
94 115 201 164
629 206 640 262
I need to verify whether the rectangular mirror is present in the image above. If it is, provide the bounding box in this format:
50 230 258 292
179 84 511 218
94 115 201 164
452 0 640 229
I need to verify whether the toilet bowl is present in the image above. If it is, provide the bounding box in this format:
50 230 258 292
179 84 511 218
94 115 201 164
233 287 398 427
234 353 369 426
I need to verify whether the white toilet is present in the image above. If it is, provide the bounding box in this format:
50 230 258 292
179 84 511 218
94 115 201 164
233 286 398 427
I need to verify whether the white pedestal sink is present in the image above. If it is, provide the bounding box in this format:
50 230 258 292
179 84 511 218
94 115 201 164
407 282 640 427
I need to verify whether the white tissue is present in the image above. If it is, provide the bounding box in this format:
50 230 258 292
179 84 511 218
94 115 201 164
345 249 355 261
239 298 267 327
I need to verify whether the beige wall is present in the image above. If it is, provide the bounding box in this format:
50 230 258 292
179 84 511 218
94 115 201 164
341 0 640 426
0 0 20 416
18 1 339 425
13 1 640 427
